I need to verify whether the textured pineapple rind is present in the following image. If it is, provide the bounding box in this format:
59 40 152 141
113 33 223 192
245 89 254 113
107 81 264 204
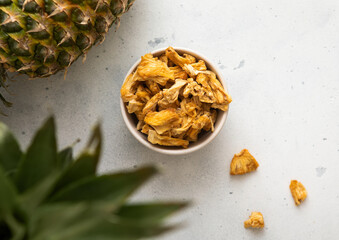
0 0 135 78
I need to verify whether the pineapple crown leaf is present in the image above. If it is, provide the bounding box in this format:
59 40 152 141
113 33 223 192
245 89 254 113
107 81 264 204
0 121 22 175
0 116 187 240
48 166 157 206
56 147 73 170
49 123 102 195
116 202 189 225
14 116 57 193
0 166 17 217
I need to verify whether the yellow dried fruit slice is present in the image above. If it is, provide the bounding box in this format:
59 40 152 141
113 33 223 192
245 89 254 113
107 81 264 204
144 109 181 135
230 149 259 175
290 180 307 205
165 47 195 67
191 60 207 71
185 114 212 141
148 130 189 148
142 92 163 116
126 99 144 114
169 66 188 80
137 54 174 86
160 79 187 104
120 73 139 102
244 212 265 229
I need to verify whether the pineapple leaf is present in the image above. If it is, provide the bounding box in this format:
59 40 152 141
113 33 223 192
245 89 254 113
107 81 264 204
70 219 176 240
0 166 17 217
29 203 174 240
48 167 157 208
56 147 73 170
29 203 103 240
115 202 189 225
50 125 101 195
15 117 57 193
4 213 25 240
0 122 22 175
19 172 60 214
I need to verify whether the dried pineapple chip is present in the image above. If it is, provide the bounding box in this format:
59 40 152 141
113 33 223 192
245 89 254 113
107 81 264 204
230 149 259 175
183 53 196 64
290 180 307 206
185 114 211 141
160 79 187 105
182 61 207 77
191 60 207 71
136 120 145 131
203 110 217 132
134 111 144 121
158 100 180 111
126 99 144 114
166 47 195 67
182 64 200 78
120 72 140 102
137 54 174 86
142 92 163 116
171 114 195 137
180 98 201 118
148 130 189 148
159 54 168 65
207 71 232 104
145 80 161 95
144 109 181 135
244 212 265 229
141 124 153 135
136 85 151 103
170 66 188 80
183 78 215 103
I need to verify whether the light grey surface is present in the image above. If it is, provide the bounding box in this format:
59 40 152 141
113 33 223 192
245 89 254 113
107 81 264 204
2 0 339 239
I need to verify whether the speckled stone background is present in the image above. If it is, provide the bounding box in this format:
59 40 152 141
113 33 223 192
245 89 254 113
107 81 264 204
2 0 339 239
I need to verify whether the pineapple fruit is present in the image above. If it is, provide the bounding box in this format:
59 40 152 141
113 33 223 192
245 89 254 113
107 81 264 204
0 117 187 240
0 0 135 106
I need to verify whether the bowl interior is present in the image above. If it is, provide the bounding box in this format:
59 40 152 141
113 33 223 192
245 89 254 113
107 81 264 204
120 47 229 155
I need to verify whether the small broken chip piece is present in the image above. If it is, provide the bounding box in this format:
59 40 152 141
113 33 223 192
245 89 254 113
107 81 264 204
121 47 231 148
230 149 259 175
244 212 265 229
290 180 307 206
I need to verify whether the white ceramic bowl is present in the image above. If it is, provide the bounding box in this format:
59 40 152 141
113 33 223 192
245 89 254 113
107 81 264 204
120 47 230 155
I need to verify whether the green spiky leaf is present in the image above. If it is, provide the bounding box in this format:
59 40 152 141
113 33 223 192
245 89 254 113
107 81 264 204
0 122 22 175
15 117 57 193
116 202 188 225
19 172 60 214
70 220 176 240
49 167 157 208
56 147 73 170
0 166 17 217
50 125 101 196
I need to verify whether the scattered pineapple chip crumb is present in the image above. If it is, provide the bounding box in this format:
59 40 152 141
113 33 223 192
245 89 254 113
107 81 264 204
244 212 265 229
230 149 259 175
290 180 307 205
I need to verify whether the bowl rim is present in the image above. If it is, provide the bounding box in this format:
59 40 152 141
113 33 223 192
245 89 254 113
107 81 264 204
120 47 229 155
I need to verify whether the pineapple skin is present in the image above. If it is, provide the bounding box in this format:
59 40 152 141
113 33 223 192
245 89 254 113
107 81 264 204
0 0 135 78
